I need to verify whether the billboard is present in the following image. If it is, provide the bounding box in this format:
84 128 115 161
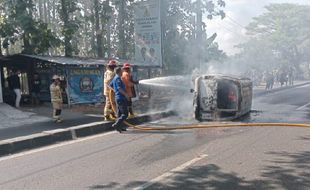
134 0 162 67
67 68 104 104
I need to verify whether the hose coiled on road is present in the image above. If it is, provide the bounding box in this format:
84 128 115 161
109 91 310 131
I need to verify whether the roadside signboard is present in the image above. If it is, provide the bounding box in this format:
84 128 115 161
67 68 103 104
134 0 162 67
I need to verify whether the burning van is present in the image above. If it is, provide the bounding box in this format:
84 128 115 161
192 75 253 121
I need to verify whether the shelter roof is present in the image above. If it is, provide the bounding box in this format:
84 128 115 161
21 54 107 66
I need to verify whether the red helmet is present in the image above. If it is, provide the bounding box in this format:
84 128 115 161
108 60 117 66
122 62 131 69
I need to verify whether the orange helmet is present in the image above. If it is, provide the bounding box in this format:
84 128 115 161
122 62 131 69
108 60 117 66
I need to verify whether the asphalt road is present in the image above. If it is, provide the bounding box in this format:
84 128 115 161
0 85 309 190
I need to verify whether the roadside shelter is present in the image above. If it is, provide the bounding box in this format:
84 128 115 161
0 54 161 107
0 54 107 106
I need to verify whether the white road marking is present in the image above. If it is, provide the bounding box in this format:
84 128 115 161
296 102 310 111
85 114 104 118
0 131 116 162
133 154 208 190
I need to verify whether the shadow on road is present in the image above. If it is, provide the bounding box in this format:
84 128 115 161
89 182 119 189
89 146 310 189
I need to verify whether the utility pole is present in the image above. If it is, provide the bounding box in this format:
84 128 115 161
196 0 203 70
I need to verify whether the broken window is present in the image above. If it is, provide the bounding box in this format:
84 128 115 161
217 79 238 110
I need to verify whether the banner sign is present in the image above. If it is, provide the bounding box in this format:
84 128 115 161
134 0 162 67
67 68 103 104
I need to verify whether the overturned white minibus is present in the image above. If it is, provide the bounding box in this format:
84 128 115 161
192 75 253 121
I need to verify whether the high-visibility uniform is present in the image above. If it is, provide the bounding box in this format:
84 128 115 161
104 70 115 118
50 83 63 120
121 70 135 115
121 71 135 98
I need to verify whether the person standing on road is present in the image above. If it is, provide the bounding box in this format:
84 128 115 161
8 69 21 108
121 63 139 117
50 75 63 123
109 67 129 133
103 60 117 121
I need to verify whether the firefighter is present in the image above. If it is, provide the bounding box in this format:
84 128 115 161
104 60 117 121
50 75 63 123
121 63 139 117
110 67 129 133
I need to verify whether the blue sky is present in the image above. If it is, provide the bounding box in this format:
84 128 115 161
205 0 310 55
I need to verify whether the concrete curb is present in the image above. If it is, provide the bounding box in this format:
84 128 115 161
254 82 310 97
0 111 175 157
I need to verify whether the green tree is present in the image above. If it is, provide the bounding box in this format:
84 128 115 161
0 0 59 55
113 0 135 59
161 0 226 74
58 0 80 57
244 3 310 73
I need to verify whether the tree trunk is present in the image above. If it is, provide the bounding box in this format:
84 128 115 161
43 0 48 23
38 0 43 20
118 0 126 59
46 0 51 23
61 0 72 57
0 38 2 56
106 0 111 58
94 0 103 58
89 7 95 57
23 33 32 54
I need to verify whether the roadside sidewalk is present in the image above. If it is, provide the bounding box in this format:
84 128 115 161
0 100 173 141
0 103 51 129
253 80 310 97
0 101 174 157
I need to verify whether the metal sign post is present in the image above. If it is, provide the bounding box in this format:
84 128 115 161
65 67 71 109
0 71 3 103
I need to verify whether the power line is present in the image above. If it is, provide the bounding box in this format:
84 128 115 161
225 14 273 35
226 15 246 29
215 22 245 39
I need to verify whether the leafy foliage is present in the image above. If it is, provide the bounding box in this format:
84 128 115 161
0 0 227 75
0 0 59 54
237 3 310 74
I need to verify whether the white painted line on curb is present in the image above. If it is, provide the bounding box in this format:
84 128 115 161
70 121 107 128
0 131 116 162
85 114 104 118
296 102 310 111
133 154 208 190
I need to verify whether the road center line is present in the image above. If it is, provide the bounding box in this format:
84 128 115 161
296 102 310 111
133 154 208 190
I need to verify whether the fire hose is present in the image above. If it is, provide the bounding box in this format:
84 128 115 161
109 91 310 131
